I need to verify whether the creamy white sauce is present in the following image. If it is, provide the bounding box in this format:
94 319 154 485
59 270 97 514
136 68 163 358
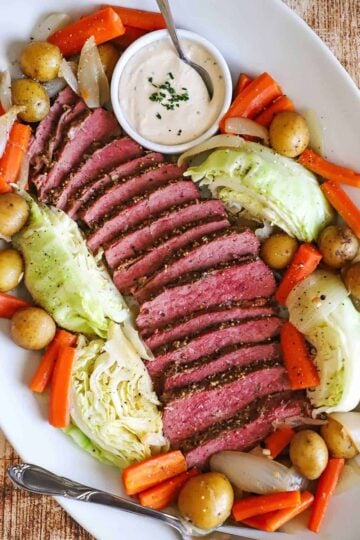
118 37 226 145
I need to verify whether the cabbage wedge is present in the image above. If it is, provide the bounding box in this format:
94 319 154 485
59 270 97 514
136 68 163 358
185 144 333 242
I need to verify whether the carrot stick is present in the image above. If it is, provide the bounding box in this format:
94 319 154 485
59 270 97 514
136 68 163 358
220 72 282 131
48 7 125 57
299 149 360 188
265 426 295 458
243 491 314 532
0 123 31 186
30 330 77 393
275 243 322 305
235 73 252 97
49 346 76 428
0 292 30 318
122 450 187 496
281 321 320 390
232 491 301 522
112 26 148 49
138 468 199 510
102 5 165 30
308 458 344 533
321 181 360 239
0 176 11 193
255 96 295 127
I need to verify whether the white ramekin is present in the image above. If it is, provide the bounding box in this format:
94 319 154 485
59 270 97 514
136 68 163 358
111 29 232 154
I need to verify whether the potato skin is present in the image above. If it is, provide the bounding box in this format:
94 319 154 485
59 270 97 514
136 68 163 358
20 41 62 82
0 192 29 237
178 472 234 530
12 79 50 123
98 43 120 78
0 248 23 292
260 233 298 269
289 430 328 480
269 111 310 157
321 417 358 459
343 262 360 300
317 225 358 269
11 307 56 350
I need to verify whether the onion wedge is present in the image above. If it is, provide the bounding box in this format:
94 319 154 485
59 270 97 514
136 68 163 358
59 59 79 95
78 37 109 108
225 117 270 145
31 13 71 41
0 105 25 158
178 134 246 167
0 70 12 112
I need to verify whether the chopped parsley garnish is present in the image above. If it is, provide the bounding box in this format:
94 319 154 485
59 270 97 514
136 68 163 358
156 113 162 119
148 73 189 111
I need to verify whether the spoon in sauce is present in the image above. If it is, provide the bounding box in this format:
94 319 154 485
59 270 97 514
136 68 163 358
156 0 214 99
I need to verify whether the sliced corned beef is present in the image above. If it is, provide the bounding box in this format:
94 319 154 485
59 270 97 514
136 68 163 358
184 393 309 468
145 301 274 351
28 86 78 169
137 259 276 334
164 341 281 391
105 199 228 269
67 152 164 218
135 229 260 303
47 99 88 164
113 220 230 292
87 180 199 252
162 364 290 445
54 137 143 210
37 108 121 200
81 162 187 225
147 316 282 380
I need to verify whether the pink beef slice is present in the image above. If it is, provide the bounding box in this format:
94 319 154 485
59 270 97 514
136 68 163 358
105 199 228 269
47 99 88 163
136 259 276 334
146 300 274 351
28 86 78 170
87 180 199 252
81 163 186 225
37 108 121 200
54 137 143 210
135 229 260 303
113 219 230 292
184 393 309 468
67 152 164 218
162 365 291 445
146 316 282 380
165 341 281 392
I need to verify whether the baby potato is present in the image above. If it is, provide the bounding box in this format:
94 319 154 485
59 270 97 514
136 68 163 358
0 249 23 292
260 233 298 269
0 192 29 238
11 307 56 350
289 430 328 480
321 417 358 459
317 225 358 269
178 472 234 530
12 79 50 123
269 111 310 157
98 43 120 79
20 41 62 82
343 262 360 301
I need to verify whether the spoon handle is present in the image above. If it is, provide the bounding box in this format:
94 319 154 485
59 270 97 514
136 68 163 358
156 0 185 59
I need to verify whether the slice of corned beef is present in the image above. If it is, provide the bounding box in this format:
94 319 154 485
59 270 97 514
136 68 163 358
137 259 276 334
37 108 121 200
87 180 199 252
147 317 282 380
183 393 309 468
113 220 230 292
47 99 88 164
135 229 260 303
28 86 78 168
162 364 290 445
67 152 164 218
54 137 143 210
81 162 186 225
105 199 228 269
165 341 281 391
145 300 273 350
